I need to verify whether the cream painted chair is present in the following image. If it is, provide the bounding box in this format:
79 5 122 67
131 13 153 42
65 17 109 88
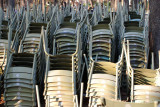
86 43 125 106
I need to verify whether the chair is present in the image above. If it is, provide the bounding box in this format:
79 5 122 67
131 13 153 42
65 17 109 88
124 41 160 103
86 46 124 106
4 53 37 106
43 17 83 106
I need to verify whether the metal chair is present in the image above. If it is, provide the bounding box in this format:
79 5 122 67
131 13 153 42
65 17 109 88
4 53 37 106
86 43 125 106
0 8 23 99
124 41 160 103
121 24 148 69
89 20 114 62
42 11 87 106
4 4 46 105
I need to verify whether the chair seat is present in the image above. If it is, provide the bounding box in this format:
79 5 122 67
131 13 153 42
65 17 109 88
91 79 115 86
24 37 40 41
6 73 32 80
134 85 160 91
90 84 115 90
5 96 34 102
8 67 32 73
45 95 74 100
56 38 75 42
5 79 33 84
5 100 35 106
92 24 110 31
48 70 72 77
134 69 157 78
45 90 73 96
26 33 41 37
49 101 74 106
60 22 77 29
5 92 34 97
5 83 34 89
56 28 75 35
47 82 73 87
47 76 72 83
93 35 113 40
89 92 115 98
5 87 34 93
92 56 110 61
92 52 110 56
46 86 73 91
89 88 115 95
134 91 160 98
92 74 116 81
49 97 74 102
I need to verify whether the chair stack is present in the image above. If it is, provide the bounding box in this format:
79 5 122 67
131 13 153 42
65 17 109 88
86 60 123 106
0 20 9 71
4 53 37 106
44 55 76 106
121 39 160 103
19 22 47 94
128 63 160 103
129 12 141 22
91 23 113 61
123 25 147 68
55 22 77 55
0 12 21 101
21 23 47 53
4 22 47 106
43 22 81 106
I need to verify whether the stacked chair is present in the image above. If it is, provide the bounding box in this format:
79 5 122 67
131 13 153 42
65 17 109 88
89 17 115 62
54 22 77 55
124 42 160 103
129 12 141 22
43 11 82 106
1 1 158 107
11 11 26 53
86 44 125 106
0 12 9 101
19 22 47 53
128 8 145 27
4 22 45 106
0 19 9 72
88 2 116 62
43 55 76 106
86 7 122 105
0 8 22 101
122 20 148 69
46 6 60 54
0 8 23 72
4 53 37 106
4 3 46 105
121 11 148 100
